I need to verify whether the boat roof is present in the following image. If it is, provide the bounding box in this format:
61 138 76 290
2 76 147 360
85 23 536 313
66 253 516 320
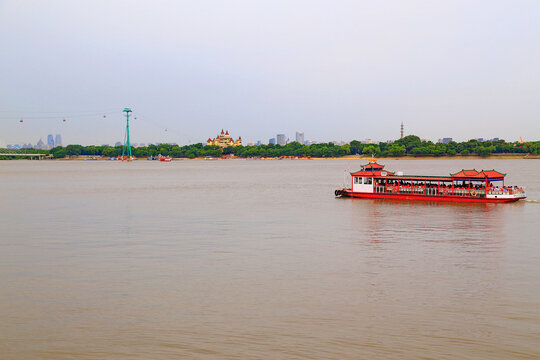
450 169 506 179
351 161 395 176
360 161 385 169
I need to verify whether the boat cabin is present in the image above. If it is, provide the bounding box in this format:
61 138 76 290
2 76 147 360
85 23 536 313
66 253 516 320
351 162 394 193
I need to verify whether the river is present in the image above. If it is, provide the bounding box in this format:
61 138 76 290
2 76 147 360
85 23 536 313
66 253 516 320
1 159 539 359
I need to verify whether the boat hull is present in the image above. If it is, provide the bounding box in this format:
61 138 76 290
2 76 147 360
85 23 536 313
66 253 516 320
336 190 525 203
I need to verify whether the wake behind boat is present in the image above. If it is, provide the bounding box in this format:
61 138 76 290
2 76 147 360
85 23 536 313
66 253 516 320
335 162 526 203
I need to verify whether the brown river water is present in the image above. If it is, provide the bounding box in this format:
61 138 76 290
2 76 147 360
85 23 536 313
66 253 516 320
1 159 539 359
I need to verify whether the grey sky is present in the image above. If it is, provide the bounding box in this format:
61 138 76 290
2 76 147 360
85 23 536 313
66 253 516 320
1 0 539 146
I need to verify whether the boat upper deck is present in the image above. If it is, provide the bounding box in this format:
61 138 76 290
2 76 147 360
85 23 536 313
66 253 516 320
351 162 506 182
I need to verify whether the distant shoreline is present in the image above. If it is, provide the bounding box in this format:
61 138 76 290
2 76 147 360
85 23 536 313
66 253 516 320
4 153 537 161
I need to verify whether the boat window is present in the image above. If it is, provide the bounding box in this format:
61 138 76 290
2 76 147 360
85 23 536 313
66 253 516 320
363 177 373 185
354 177 360 184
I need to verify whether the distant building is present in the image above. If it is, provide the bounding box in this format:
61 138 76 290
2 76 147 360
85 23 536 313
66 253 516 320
361 139 373 144
475 138 484 142
256 140 261 146
115 141 122 146
47 134 54 149
207 129 242 148
489 138 500 141
276 134 286 146
438 138 453 144
35 138 45 149
247 142 255 146
295 131 304 144
400 122 404 139
269 138 276 145
55 134 62 147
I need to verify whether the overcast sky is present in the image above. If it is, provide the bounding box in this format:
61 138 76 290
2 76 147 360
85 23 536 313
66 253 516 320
1 0 539 146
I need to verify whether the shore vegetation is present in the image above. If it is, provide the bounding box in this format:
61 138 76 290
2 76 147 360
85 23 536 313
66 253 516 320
2 135 539 159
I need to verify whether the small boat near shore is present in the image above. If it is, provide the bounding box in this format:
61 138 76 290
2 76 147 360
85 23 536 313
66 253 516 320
335 162 526 203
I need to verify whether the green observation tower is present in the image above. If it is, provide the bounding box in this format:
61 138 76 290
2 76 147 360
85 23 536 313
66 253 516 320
121 108 133 161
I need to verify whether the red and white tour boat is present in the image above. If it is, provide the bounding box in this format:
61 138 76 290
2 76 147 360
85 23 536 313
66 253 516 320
335 162 526 203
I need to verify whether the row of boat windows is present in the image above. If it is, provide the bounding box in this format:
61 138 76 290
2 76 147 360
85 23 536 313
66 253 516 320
353 177 372 185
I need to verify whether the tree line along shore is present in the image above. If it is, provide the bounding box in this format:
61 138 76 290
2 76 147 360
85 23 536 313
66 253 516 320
2 135 539 160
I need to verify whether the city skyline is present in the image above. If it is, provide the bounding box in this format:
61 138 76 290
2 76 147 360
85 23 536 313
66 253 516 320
1 1 539 145
2 126 534 149
6 133 62 149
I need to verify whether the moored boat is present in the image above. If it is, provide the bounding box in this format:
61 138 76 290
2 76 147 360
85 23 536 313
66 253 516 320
335 162 526 203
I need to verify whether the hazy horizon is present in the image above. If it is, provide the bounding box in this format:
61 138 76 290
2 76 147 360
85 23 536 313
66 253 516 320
1 0 539 146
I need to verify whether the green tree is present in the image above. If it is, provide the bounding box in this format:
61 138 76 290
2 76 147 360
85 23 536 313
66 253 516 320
388 144 406 156
349 140 363 155
51 146 67 158
65 144 82 156
395 135 422 153
362 145 379 156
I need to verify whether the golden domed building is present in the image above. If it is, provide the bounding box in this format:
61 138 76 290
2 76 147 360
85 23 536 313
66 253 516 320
207 129 242 148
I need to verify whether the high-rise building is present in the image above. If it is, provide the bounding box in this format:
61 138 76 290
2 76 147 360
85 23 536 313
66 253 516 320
295 131 304 144
47 134 54 149
269 138 276 145
55 134 62 147
256 140 261 146
400 122 404 139
276 134 286 146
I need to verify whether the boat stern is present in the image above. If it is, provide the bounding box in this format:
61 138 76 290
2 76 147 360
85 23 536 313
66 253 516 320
486 189 526 201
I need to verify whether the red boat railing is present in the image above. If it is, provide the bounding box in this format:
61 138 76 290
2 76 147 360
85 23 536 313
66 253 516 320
373 185 524 197
374 186 487 197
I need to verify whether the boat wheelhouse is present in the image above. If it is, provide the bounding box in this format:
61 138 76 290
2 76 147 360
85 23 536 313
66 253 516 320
335 162 526 203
